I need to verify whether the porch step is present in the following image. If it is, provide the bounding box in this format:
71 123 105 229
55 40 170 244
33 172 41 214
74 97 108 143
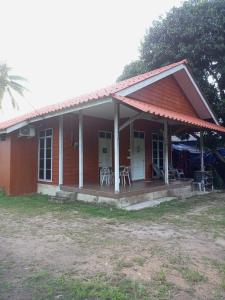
49 190 77 203
123 196 177 211
119 189 168 208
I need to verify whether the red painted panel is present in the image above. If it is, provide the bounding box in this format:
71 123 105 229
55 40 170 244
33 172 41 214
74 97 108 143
0 137 11 194
10 132 38 195
130 76 198 117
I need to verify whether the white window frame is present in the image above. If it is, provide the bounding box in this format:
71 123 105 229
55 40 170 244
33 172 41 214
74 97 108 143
152 131 164 178
38 128 53 182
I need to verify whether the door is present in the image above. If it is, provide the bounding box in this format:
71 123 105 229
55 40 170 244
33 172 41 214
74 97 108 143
132 131 145 180
98 131 112 168
152 132 164 178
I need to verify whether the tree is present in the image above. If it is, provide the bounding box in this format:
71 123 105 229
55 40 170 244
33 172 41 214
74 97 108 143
0 63 27 109
118 0 225 123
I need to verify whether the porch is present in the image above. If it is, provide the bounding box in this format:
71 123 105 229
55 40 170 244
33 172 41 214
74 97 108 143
52 179 195 208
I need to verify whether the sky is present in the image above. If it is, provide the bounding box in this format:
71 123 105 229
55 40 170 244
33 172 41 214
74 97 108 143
0 0 182 121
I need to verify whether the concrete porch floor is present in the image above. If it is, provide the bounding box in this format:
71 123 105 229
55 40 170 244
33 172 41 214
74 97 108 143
61 179 193 199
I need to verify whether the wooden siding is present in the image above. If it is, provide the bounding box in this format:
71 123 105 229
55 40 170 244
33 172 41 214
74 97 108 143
0 137 11 194
130 75 198 117
62 116 165 185
10 132 38 195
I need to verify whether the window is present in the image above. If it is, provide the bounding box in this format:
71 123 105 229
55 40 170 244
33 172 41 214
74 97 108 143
38 128 53 181
152 131 164 177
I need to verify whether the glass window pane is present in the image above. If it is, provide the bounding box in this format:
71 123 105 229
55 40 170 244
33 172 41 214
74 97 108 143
39 159 44 169
140 132 144 139
46 170 51 180
106 132 111 139
39 169 44 179
134 131 138 138
46 129 53 136
46 138 52 148
99 132 105 138
46 159 51 169
46 149 51 159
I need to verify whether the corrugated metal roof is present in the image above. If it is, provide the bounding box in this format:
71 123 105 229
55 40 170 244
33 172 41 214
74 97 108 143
113 95 225 133
0 60 187 131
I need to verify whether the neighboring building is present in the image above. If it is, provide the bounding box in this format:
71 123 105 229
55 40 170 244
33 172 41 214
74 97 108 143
0 60 225 197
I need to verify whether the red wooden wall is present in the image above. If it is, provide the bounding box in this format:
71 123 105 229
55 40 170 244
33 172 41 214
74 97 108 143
130 75 198 117
0 137 11 194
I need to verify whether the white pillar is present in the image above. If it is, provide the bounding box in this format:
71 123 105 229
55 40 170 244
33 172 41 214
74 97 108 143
114 102 120 193
130 121 133 181
58 115 64 187
163 119 169 185
200 131 204 172
79 111 84 188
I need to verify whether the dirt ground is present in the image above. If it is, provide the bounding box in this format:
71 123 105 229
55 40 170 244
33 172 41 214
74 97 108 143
0 192 225 299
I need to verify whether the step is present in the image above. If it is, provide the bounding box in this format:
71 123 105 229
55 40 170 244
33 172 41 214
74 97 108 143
123 196 177 211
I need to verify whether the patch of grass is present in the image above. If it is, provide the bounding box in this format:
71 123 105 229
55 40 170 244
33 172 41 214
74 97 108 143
0 191 223 223
203 257 225 292
154 270 167 283
23 270 150 300
180 267 206 284
169 253 190 266
152 270 176 299
115 259 134 271
133 256 146 267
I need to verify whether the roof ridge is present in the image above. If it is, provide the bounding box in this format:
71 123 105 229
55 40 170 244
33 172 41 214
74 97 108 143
0 59 187 131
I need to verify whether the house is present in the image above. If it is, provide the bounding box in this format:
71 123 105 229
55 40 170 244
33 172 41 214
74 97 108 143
0 60 225 202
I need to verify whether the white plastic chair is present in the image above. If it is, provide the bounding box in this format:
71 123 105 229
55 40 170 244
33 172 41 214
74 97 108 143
100 167 112 186
120 166 131 186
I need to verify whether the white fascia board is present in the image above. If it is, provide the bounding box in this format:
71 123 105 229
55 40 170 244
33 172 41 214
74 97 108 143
116 65 185 97
1 121 29 134
183 66 219 125
1 98 113 134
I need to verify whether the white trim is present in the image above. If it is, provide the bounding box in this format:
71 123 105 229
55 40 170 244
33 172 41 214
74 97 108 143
116 65 185 96
37 183 59 196
183 66 218 124
200 131 204 172
38 128 53 182
0 98 113 134
58 116 63 186
114 102 120 193
79 110 84 188
163 120 169 185
132 130 145 180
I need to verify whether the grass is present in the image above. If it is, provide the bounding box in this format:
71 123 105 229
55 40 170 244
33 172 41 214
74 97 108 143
180 267 206 284
0 191 223 223
1 191 225 299
0 262 178 300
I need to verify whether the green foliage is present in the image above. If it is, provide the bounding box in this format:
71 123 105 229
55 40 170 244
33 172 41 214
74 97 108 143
0 63 27 109
118 0 225 127
180 267 207 283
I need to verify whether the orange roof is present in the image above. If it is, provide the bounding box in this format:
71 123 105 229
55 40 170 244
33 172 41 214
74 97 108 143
113 95 225 133
0 60 187 131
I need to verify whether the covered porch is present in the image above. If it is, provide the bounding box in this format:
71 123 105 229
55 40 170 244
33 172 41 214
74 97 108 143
57 99 207 195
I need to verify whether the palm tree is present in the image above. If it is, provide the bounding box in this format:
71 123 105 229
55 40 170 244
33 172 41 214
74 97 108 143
0 63 27 109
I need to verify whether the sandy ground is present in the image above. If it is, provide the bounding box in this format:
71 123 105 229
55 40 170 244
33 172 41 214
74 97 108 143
0 194 225 299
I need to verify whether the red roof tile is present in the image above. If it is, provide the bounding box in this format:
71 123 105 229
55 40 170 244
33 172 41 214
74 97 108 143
0 60 187 131
113 95 225 133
